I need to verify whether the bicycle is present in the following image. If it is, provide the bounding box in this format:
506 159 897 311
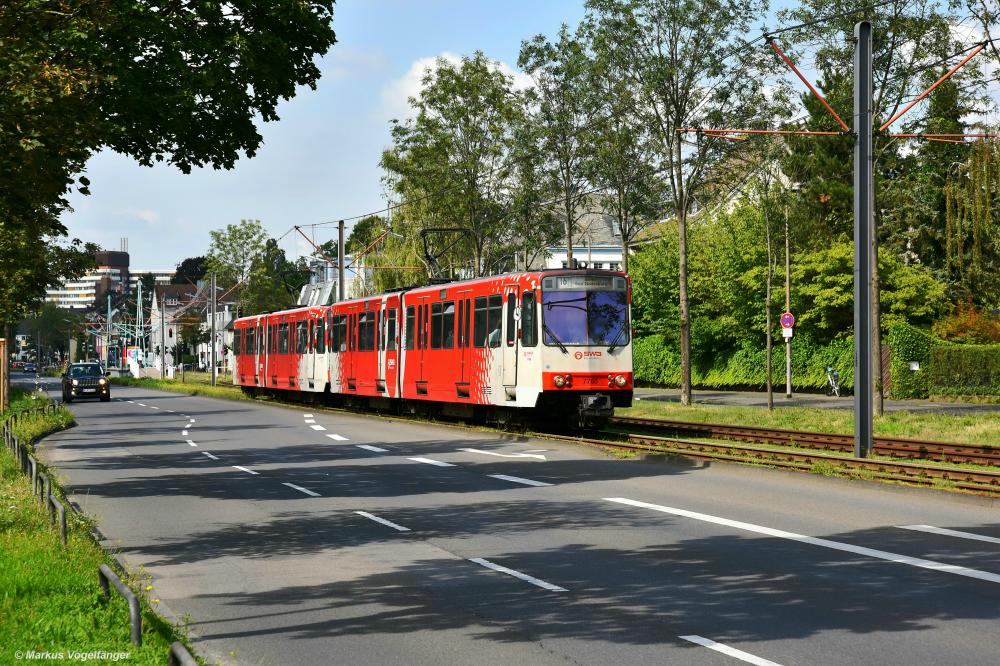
825 366 841 397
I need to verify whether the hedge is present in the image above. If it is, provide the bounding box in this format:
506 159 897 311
886 323 937 399
927 345 1000 396
632 334 854 391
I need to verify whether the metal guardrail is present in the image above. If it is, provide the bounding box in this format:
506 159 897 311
168 642 199 666
98 564 142 646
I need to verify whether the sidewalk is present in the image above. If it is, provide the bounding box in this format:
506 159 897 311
633 387 1000 415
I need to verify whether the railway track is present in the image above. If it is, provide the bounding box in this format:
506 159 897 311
549 430 1000 495
609 415 1000 467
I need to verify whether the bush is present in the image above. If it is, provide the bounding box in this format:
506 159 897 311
887 323 937 399
933 302 1000 344
927 345 1000 396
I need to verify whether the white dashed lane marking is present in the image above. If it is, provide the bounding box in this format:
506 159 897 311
461 448 546 460
679 636 782 666
182 430 188 436
201 452 219 461
150 406 160 410
606 498 1000 585
408 457 454 467
355 511 410 532
357 445 388 453
137 403 147 407
488 474 552 487
232 465 259 475
304 419 317 424
303 414 313 418
309 424 326 431
186 440 198 447
282 483 320 497
469 558 566 592
326 434 349 441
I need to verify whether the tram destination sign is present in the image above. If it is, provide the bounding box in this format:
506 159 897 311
545 275 626 291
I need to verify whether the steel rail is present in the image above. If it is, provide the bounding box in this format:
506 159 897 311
547 430 1000 495
609 416 1000 467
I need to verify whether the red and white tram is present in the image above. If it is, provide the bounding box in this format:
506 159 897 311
231 270 633 427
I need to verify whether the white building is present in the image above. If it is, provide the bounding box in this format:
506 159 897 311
45 250 130 310
129 269 174 293
543 211 624 272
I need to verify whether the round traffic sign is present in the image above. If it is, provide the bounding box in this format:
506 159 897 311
780 312 795 329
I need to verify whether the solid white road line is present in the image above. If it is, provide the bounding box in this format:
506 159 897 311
326 434 349 441
898 524 1000 545
679 636 782 666
488 474 552 487
408 457 454 467
201 452 219 461
469 558 567 592
186 440 198 447
182 430 188 436
304 419 316 424
460 448 546 460
606 498 1000 585
282 482 320 497
358 444 389 453
310 424 326 431
232 465 259 475
355 511 411 532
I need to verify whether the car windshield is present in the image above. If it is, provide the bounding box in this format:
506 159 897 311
542 290 629 347
69 365 102 378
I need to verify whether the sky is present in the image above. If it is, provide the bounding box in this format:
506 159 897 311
60 1 997 272
62 1 589 270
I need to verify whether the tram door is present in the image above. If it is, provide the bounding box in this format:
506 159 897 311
381 296 400 396
456 290 472 384
502 284 520 390
258 320 266 386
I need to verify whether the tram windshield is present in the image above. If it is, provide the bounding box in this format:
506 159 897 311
541 275 629 348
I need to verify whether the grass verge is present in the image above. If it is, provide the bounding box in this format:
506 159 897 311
0 389 196 664
112 374 244 401
620 399 1000 448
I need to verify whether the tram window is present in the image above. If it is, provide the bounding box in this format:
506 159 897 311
506 294 516 346
279 323 290 354
405 306 415 350
360 312 376 351
376 310 382 350
316 317 326 353
269 326 276 354
521 291 537 347
464 298 471 348
442 301 455 349
296 321 308 354
431 303 443 349
233 331 241 356
487 294 502 348
246 328 254 355
422 304 430 349
308 320 314 352
473 296 488 348
387 309 397 351
333 314 346 352
457 301 464 347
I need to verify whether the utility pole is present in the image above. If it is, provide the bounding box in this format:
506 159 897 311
338 219 345 302
210 272 217 386
136 281 143 361
107 294 112 370
853 21 873 459
159 287 166 380
784 200 792 399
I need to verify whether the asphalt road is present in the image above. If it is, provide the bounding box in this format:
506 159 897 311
20 375 1000 665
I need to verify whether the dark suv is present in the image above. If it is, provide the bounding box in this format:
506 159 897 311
62 363 111 402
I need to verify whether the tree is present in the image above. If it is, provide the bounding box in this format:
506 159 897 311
381 52 524 277
206 219 268 288
519 24 597 267
587 0 781 405
172 256 208 285
240 239 310 315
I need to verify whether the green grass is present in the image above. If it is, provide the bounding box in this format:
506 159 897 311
111 373 245 401
0 395 196 664
620 399 1000 448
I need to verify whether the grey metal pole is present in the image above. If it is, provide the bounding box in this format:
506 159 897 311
785 202 792 399
338 219 345 302
211 273 217 386
159 288 165 380
853 21 873 458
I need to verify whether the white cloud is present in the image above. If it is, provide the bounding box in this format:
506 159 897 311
129 208 161 225
321 45 388 81
379 51 534 124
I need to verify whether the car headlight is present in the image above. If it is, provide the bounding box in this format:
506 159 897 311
99 378 107 385
614 374 627 387
72 379 79 386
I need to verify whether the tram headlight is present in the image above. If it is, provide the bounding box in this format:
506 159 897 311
553 375 566 388
614 374 627 387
